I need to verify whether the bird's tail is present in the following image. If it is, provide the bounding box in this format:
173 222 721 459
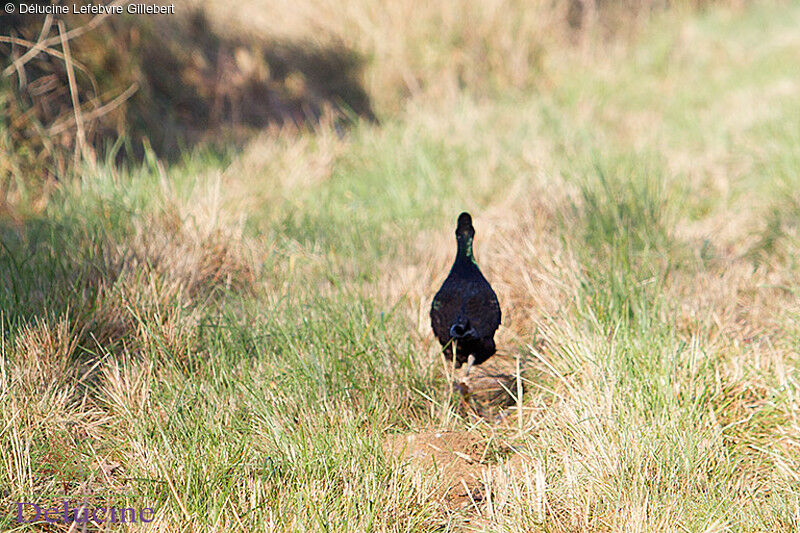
449 318 477 340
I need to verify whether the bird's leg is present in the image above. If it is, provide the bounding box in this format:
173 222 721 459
465 354 476 378
449 339 470 395
451 339 458 377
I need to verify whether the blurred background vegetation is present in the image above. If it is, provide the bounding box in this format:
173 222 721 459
2 0 729 197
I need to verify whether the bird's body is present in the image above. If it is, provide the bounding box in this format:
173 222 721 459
431 213 501 375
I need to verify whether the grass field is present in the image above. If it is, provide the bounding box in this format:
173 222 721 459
3 0 800 530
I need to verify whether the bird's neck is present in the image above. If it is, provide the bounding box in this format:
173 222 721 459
455 238 477 268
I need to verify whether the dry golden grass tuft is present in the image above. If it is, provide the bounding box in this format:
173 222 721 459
479 184 580 343
129 202 255 298
10 317 79 393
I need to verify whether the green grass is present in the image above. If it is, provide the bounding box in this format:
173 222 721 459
3 1 800 531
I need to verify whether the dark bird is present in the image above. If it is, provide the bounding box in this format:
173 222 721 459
430 212 501 376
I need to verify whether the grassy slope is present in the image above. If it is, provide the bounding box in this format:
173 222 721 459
3 1 800 531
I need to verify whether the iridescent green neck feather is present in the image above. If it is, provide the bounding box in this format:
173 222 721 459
456 235 476 265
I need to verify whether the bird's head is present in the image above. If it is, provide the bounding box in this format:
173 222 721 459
455 212 475 240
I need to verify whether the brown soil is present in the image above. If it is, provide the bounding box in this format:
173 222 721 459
385 429 489 510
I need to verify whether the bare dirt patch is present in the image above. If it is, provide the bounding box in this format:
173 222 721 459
385 429 489 510
456 351 525 421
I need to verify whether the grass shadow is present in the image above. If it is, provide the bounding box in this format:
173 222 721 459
2 6 376 181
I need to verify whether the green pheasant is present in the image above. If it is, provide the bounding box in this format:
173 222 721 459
430 212 501 376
